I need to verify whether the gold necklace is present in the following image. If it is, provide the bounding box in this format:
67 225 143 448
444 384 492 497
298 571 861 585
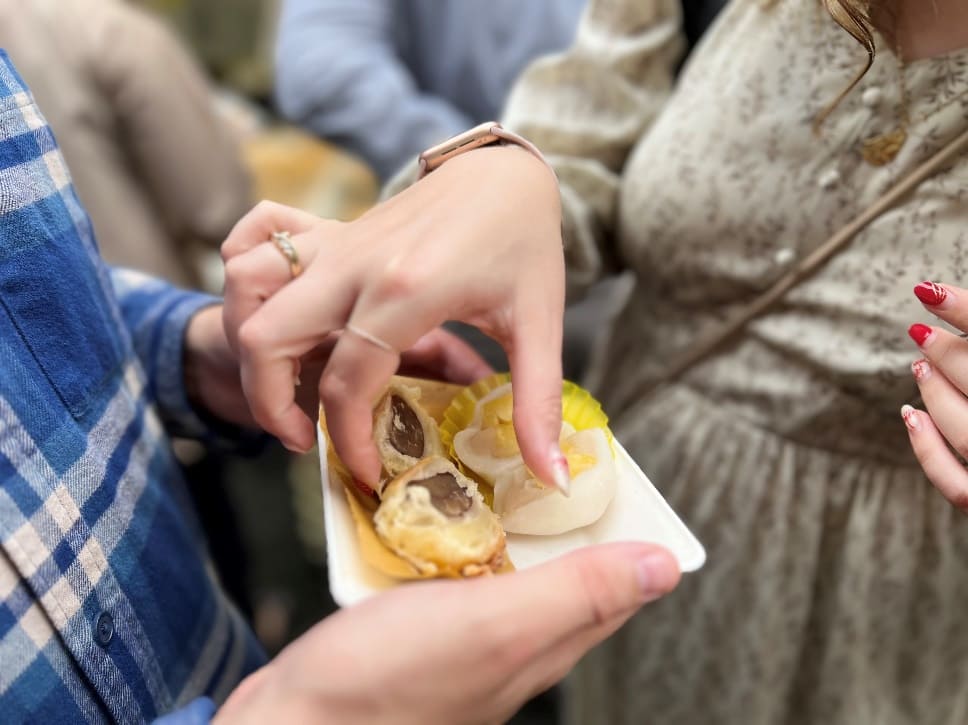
859 47 909 166
861 45 968 165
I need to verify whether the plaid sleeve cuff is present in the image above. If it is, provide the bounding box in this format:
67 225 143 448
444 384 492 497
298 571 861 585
152 697 216 725
152 290 222 439
110 267 270 448
109 268 225 439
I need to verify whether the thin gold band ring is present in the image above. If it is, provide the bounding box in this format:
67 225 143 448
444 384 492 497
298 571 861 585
345 323 396 354
270 230 302 279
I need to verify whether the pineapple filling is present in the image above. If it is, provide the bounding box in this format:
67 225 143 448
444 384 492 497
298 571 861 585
480 393 520 457
481 393 598 476
563 448 597 477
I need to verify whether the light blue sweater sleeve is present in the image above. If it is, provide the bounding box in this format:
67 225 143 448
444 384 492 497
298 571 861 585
275 0 473 179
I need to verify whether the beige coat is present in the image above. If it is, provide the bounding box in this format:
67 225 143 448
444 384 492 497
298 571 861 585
0 0 251 288
500 0 968 723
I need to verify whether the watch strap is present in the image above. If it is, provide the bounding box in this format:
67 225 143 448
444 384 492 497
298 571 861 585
416 122 555 179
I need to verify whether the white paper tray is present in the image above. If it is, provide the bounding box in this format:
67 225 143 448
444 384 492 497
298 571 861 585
319 425 706 607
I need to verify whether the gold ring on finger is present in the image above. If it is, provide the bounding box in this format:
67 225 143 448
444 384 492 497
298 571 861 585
270 230 302 279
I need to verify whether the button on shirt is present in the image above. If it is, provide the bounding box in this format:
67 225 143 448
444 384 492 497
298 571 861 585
0 52 264 722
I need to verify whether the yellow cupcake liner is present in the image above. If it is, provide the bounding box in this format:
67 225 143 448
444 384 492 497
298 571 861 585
439 372 511 453
439 373 612 460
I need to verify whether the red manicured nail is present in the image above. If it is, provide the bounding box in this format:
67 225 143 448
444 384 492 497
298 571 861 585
908 323 933 346
914 281 948 306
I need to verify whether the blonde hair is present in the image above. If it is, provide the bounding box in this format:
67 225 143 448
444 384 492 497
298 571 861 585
816 0 877 128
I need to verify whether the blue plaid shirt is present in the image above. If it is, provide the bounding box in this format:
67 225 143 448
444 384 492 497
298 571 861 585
0 52 265 722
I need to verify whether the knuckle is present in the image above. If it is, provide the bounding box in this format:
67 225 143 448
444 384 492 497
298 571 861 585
319 370 353 409
223 255 250 287
950 435 968 460
253 198 281 218
931 337 965 372
222 200 279 261
219 237 235 263
933 342 955 369
373 266 425 302
571 556 626 628
237 317 272 353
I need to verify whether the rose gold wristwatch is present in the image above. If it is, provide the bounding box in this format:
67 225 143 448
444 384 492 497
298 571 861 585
416 121 555 180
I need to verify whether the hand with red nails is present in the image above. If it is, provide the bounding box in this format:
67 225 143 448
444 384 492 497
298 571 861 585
903 281 968 511
219 146 568 492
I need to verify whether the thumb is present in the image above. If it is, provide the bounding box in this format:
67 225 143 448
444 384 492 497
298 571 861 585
488 543 681 646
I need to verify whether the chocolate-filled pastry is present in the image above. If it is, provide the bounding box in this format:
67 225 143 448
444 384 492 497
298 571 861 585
374 456 506 577
373 384 444 485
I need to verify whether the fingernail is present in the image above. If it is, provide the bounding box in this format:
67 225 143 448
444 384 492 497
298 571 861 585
636 551 679 601
900 404 921 432
282 429 314 455
914 281 949 307
908 323 934 347
912 358 932 382
549 443 571 497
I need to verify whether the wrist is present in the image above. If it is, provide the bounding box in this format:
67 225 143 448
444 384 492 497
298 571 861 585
182 305 229 411
181 304 259 430
435 145 560 210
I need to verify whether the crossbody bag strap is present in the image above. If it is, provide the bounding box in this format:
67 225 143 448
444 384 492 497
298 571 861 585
631 126 968 402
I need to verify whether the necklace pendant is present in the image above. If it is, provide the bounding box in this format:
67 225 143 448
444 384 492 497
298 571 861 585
860 128 908 166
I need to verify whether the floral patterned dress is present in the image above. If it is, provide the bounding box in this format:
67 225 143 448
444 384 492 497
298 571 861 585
502 0 968 722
